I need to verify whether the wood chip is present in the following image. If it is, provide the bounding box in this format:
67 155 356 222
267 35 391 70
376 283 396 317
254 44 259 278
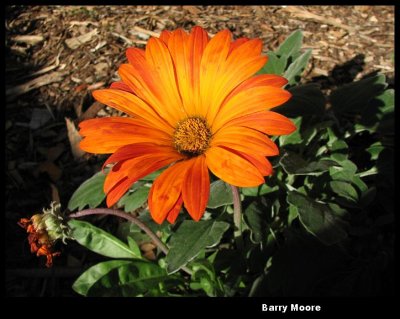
12 35 44 45
65 117 85 160
65 29 98 50
183 6 201 15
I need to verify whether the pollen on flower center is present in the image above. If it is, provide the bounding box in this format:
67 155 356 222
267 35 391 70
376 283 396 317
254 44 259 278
173 117 212 157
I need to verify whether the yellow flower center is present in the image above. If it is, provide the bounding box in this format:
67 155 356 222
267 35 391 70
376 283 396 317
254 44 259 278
173 117 212 157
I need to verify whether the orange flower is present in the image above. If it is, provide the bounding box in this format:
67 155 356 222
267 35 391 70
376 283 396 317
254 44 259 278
79 26 295 224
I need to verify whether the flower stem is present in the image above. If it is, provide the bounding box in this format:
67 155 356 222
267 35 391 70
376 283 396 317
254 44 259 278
69 208 192 275
230 185 244 250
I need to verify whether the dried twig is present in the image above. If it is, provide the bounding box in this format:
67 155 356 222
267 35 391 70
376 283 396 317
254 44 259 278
111 32 133 45
79 101 104 121
133 26 160 38
6 71 66 98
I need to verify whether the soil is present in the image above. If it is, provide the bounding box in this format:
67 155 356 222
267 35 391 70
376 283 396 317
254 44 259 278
5 5 394 296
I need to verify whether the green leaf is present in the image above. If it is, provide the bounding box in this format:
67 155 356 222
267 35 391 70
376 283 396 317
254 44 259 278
140 169 163 181
190 260 224 297
284 49 312 85
329 140 348 161
352 176 368 193
68 171 106 211
278 117 302 145
72 260 132 296
280 151 338 175
244 202 267 244
330 181 359 202
127 236 141 257
366 141 385 161
258 52 288 75
73 260 174 297
241 184 278 197
361 88 394 125
276 30 304 60
288 204 299 225
115 261 172 296
330 74 387 114
287 191 347 245
118 186 150 213
207 180 233 208
354 88 393 134
166 220 229 274
69 219 141 259
274 84 326 118
329 159 358 182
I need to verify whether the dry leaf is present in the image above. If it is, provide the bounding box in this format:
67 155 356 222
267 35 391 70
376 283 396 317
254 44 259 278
50 183 61 203
140 242 157 261
65 117 85 159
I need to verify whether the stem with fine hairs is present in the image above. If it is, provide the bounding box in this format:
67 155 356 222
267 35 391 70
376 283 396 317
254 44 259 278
230 185 244 250
69 208 192 275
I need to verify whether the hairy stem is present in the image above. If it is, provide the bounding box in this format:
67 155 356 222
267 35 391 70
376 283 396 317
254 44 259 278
69 208 192 275
230 185 244 250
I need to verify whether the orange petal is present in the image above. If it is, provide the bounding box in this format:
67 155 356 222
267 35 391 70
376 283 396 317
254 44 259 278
211 126 279 156
126 47 146 65
110 81 134 93
159 30 172 44
224 74 288 103
106 177 133 207
145 37 185 119
104 149 182 195
105 154 181 207
103 143 182 168
223 111 296 136
182 155 209 221
168 27 208 115
166 195 183 224
148 160 191 224
92 89 172 132
79 117 173 154
228 37 249 55
205 146 264 187
212 86 292 133
119 64 182 127
206 39 267 125
199 29 231 118
231 150 273 176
